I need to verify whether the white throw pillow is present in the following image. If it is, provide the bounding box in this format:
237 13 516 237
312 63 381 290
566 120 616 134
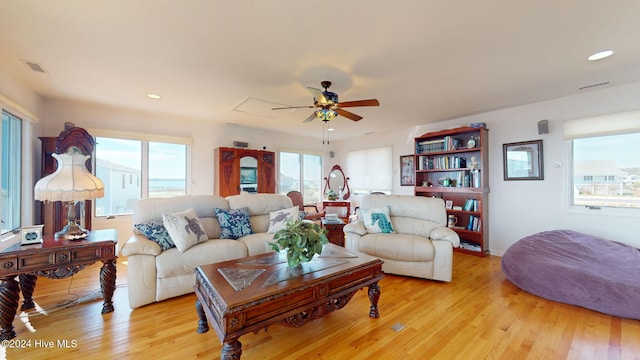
162 208 208 252
267 206 299 233
360 206 395 234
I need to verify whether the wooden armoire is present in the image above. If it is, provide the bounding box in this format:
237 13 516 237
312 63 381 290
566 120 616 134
38 127 95 235
214 147 276 197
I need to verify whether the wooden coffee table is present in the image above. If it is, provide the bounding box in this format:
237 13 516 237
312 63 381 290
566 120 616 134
194 244 384 359
0 229 117 340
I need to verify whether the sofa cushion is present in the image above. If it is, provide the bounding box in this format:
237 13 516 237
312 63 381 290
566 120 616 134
360 206 395 234
132 195 228 241
226 194 294 233
214 207 253 239
162 208 208 252
358 233 435 262
267 206 299 233
238 233 278 256
134 221 176 251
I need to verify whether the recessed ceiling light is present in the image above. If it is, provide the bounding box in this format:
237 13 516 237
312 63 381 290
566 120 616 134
588 50 614 61
146 93 161 99
328 128 335 132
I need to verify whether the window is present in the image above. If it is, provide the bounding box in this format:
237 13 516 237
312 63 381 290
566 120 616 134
564 110 640 210
346 146 393 194
572 133 640 209
1 111 22 234
279 151 322 204
94 136 188 216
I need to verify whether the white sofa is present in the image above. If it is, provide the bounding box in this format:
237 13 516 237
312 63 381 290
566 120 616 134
343 195 460 282
120 193 293 308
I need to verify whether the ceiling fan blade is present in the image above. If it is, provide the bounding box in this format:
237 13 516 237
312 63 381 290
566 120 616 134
307 87 328 105
338 99 380 108
335 108 363 121
303 112 317 122
272 105 315 110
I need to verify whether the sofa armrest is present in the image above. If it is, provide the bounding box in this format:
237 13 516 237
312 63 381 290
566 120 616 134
429 226 461 248
344 221 367 236
120 234 162 257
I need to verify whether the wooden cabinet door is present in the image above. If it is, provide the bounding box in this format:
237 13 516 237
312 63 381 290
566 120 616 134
258 151 276 193
216 148 240 197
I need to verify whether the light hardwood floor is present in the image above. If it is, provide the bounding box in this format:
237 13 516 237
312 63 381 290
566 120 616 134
3 252 640 360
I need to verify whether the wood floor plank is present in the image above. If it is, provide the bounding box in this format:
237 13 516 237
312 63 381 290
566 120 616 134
3 252 640 359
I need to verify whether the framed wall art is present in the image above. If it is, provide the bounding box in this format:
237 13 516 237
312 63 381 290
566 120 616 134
400 155 415 186
503 139 544 180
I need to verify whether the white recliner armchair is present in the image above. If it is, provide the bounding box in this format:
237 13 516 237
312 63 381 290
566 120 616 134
343 195 460 282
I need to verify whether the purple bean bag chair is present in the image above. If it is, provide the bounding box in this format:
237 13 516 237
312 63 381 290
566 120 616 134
502 230 640 319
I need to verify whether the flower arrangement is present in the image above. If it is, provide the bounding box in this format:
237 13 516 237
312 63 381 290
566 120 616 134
269 219 328 267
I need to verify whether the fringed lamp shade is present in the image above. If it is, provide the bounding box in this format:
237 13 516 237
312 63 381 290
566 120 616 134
34 151 104 238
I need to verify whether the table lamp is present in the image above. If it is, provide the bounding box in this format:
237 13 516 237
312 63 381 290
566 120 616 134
34 147 104 239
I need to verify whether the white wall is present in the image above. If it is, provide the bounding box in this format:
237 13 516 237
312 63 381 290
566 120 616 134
334 81 640 255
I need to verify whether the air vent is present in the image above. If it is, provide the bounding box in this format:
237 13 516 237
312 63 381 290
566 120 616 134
578 81 610 91
23 60 47 73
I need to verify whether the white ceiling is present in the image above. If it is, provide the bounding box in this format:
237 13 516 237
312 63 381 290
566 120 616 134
1 1 640 140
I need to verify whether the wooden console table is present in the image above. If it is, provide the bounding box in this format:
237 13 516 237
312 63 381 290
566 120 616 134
195 244 383 359
322 200 351 223
0 229 117 340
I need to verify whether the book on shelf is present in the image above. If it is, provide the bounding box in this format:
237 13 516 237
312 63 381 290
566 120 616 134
463 199 478 211
417 139 445 153
465 215 482 232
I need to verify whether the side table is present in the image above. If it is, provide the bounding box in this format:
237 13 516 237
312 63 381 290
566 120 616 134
322 200 351 223
0 228 118 340
322 219 346 247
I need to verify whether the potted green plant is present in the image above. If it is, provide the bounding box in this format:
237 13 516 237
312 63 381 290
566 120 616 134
269 219 329 267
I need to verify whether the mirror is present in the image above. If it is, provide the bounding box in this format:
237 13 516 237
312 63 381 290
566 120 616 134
239 156 258 193
324 165 350 200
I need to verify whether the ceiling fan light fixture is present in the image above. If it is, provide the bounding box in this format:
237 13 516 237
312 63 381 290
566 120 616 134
588 50 614 61
322 91 338 104
316 109 337 121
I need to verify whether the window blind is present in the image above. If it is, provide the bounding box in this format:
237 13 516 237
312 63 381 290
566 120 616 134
346 146 392 193
562 109 640 139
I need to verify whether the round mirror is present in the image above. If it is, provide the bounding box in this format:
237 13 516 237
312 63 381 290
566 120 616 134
324 165 350 200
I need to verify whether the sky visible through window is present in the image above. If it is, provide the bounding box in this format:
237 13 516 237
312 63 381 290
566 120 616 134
574 133 640 169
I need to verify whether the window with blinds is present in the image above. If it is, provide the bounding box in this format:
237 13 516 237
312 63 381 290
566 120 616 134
346 146 393 194
564 110 640 210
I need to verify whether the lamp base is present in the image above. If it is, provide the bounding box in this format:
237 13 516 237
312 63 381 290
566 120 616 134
55 221 89 240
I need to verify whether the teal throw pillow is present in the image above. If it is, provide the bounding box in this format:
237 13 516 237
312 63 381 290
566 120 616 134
360 206 395 234
134 221 176 251
214 207 253 239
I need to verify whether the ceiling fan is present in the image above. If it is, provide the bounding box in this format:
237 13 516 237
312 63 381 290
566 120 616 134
272 81 380 122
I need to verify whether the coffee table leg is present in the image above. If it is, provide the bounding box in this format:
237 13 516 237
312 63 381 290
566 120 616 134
195 300 209 333
221 338 242 360
0 276 19 340
100 259 116 314
368 282 381 318
18 274 37 310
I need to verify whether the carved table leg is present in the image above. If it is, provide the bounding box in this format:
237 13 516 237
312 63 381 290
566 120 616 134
0 276 19 340
100 259 117 314
368 282 381 318
195 300 209 333
18 274 37 311
221 338 242 360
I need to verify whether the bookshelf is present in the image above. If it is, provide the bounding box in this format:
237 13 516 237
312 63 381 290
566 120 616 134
414 126 489 256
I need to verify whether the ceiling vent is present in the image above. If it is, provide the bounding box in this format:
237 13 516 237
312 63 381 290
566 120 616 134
23 60 47 73
578 81 610 91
